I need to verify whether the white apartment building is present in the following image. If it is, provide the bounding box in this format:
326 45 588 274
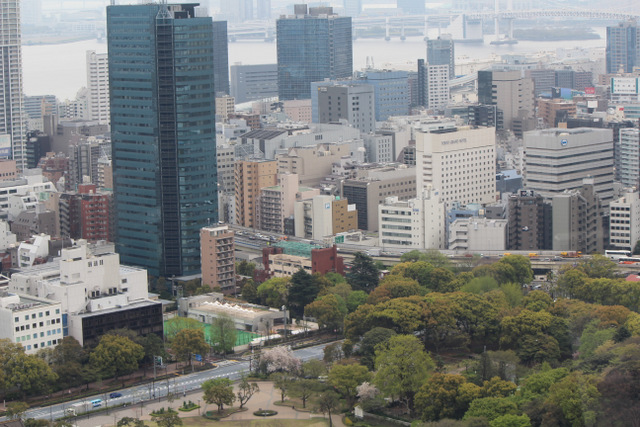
17 233 50 268
426 64 450 110
86 50 110 124
617 128 640 188
294 194 335 240
0 220 16 251
448 217 508 252
378 186 446 250
610 192 640 251
415 126 496 209
523 128 615 207
0 291 63 354
0 171 56 214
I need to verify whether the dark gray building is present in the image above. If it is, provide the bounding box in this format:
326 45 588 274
277 5 352 101
606 20 640 74
213 21 230 96
230 63 278 103
427 35 455 80
316 82 375 133
507 190 552 251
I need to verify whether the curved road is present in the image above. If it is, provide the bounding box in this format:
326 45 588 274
12 343 329 422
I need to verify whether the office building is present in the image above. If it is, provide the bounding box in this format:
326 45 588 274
25 131 50 170
276 141 353 187
507 190 551 250
107 3 218 277
552 179 603 253
212 21 230 96
610 192 640 251
0 292 63 354
427 36 455 80
200 225 236 295
468 105 503 129
340 165 416 231
536 98 576 127
478 70 534 132
449 217 508 252
526 69 556 97
606 20 640 74
361 70 409 121
315 82 375 133
234 159 277 228
423 64 450 110
378 186 446 250
86 51 110 124
257 0 271 19
343 0 362 17
277 5 352 101
230 64 278 104
523 128 615 207
555 69 574 89
283 100 312 123
294 194 357 240
617 128 640 188
415 126 496 209
0 0 27 169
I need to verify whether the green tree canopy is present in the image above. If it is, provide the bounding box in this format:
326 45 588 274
202 377 235 413
210 314 237 355
257 277 290 308
415 373 482 421
170 328 208 366
328 361 371 407
288 269 320 318
305 293 348 331
89 334 144 380
348 252 379 292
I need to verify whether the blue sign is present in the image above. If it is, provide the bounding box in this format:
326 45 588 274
561 139 568 146
194 354 203 362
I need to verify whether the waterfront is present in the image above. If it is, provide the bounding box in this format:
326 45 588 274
22 29 606 100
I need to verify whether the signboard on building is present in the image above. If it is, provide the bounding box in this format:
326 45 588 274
585 87 595 95
611 77 639 95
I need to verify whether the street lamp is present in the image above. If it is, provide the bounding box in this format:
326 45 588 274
281 305 287 341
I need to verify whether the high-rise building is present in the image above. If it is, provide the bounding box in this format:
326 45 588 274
86 51 110 124
212 21 230 96
617 128 640 188
343 0 362 17
427 36 455 80
200 225 236 295
257 0 271 20
277 5 352 101
107 3 218 277
606 20 640 74
415 126 496 209
360 70 409 121
478 70 534 132
230 64 278 104
552 179 603 253
422 64 450 110
234 159 277 228
315 82 375 133
507 190 551 251
610 191 640 252
523 128 614 207
0 0 26 169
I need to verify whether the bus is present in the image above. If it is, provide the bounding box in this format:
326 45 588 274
605 250 632 261
90 399 102 408
618 257 640 265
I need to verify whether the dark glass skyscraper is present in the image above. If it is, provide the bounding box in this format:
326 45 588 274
606 21 639 74
427 36 455 80
212 20 230 96
107 3 218 277
276 5 352 101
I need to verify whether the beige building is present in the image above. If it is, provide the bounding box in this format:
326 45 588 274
283 99 312 123
276 141 353 187
0 159 17 181
215 95 235 122
256 173 319 234
332 198 358 234
234 160 277 228
200 225 236 295
268 252 312 277
415 126 496 210
479 70 534 132
448 217 508 252
294 194 358 239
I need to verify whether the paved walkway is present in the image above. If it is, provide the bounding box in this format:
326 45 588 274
76 381 345 427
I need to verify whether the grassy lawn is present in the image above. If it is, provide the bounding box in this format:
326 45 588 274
164 321 259 347
148 418 330 426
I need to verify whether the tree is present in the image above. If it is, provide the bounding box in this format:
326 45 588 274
236 260 256 277
47 336 86 389
374 334 434 414
323 342 344 365
202 378 236 413
236 376 259 409
256 277 290 308
546 372 599 427
6 402 29 420
241 279 258 303
290 378 319 408
498 255 533 284
170 328 208 367
463 397 518 421
305 294 348 332
164 317 203 340
6 353 58 397
356 382 384 412
328 361 371 407
90 334 144 380
359 327 396 370
117 418 147 427
578 254 617 279
315 390 340 427
346 290 368 313
366 276 422 305
272 372 293 402
415 373 481 421
302 359 327 379
490 414 531 427
348 252 379 292
258 346 301 374
288 269 320 318
210 314 237 355
151 410 183 427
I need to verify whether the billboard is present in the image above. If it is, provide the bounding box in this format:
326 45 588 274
584 87 595 95
611 77 639 95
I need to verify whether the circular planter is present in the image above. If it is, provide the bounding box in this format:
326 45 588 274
253 409 278 417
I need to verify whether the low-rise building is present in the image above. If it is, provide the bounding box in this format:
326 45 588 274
448 217 508 252
609 191 640 251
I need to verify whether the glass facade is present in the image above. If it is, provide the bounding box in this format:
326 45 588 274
212 20 230 96
277 12 352 101
427 37 455 80
606 22 639 74
107 4 218 277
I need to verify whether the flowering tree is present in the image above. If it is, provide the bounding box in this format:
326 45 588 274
258 346 301 375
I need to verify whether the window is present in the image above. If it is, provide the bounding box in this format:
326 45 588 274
14 317 18 323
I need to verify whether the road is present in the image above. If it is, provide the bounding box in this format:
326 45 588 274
15 343 328 422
